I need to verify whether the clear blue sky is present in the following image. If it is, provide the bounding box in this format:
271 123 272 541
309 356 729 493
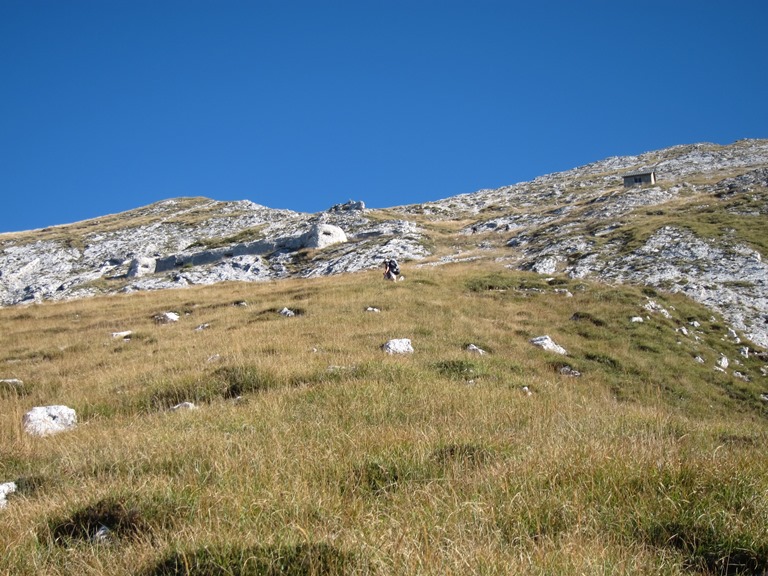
1 1 766 233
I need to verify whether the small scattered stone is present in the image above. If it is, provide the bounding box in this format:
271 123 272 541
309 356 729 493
382 338 414 355
677 327 689 336
194 323 210 331
644 299 672 318
694 356 705 364
92 525 111 544
365 307 381 313
529 335 568 356
630 316 644 323
279 307 295 317
466 344 486 355
111 331 132 339
740 347 750 359
717 355 729 369
559 365 581 377
170 402 197 411
0 482 17 510
689 320 701 328
153 312 179 324
760 393 768 402
522 386 532 396
733 371 750 382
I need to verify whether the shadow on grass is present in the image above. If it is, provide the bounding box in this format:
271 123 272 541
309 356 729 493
144 542 371 576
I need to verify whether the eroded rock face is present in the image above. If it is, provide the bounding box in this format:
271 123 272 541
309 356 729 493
23 405 77 437
128 257 156 277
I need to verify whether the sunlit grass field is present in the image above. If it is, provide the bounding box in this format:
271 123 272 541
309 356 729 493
1 262 767 575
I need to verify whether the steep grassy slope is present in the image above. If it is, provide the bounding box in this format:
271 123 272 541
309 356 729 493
1 263 767 575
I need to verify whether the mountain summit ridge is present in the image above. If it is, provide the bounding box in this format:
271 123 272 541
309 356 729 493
2 139 767 348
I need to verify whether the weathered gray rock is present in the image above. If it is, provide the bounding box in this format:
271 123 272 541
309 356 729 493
466 344 486 355
529 335 568 355
382 338 414 354
127 257 156 277
23 405 77 436
559 365 581 377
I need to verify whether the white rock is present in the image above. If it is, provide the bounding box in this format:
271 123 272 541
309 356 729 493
301 224 347 249
194 323 210 331
694 356 705 364
111 331 133 339
279 307 295 317
0 482 17 509
529 335 568 355
365 307 381 313
381 338 414 355
630 316 644 323
644 300 672 318
466 344 486 355
154 312 179 323
522 386 532 396
0 378 23 386
739 347 750 358
170 402 197 411
23 405 77 436
690 320 701 328
717 355 729 369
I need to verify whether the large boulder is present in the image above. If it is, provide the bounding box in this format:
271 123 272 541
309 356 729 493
23 405 77 436
301 224 347 249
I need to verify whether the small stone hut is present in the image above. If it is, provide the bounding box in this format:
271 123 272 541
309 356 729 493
622 169 657 187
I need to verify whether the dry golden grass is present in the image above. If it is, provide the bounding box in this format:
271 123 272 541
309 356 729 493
1 263 767 575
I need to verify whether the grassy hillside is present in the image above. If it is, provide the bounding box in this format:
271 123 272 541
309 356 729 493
1 263 767 575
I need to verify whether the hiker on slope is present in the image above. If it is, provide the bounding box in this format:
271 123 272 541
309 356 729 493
382 258 400 281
